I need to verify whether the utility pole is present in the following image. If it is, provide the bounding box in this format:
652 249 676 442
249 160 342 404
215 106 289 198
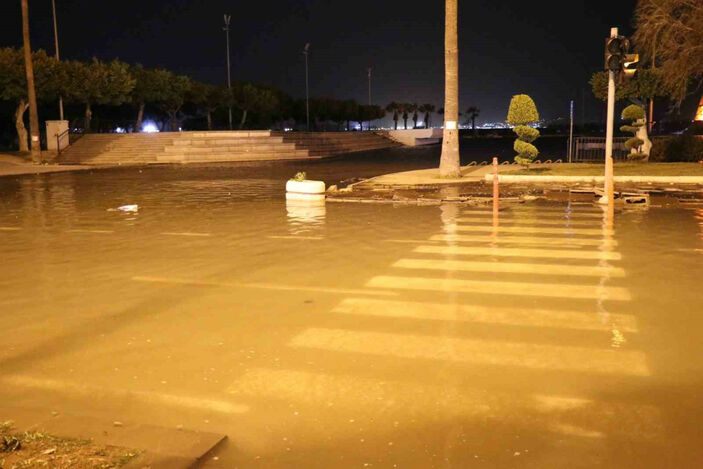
21 0 41 161
223 14 232 130
600 27 619 205
367 67 372 105
51 0 63 120
303 43 310 131
568 100 574 163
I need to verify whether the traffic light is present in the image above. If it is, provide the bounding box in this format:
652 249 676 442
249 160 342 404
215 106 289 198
622 53 640 81
604 36 630 72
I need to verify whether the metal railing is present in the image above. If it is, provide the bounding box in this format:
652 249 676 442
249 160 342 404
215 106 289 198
56 128 70 155
571 137 631 162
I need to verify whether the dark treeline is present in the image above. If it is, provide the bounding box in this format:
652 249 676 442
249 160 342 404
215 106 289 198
0 47 385 151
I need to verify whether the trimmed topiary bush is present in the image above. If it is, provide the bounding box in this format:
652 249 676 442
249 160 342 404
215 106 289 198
620 105 647 161
507 95 540 167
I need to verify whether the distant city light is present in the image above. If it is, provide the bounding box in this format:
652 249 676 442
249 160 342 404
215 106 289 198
115 127 126 133
141 121 159 133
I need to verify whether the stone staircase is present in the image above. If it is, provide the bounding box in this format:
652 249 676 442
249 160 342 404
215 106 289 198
56 131 400 166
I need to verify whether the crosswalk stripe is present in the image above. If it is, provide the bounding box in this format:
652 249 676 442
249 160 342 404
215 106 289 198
457 217 601 227
366 275 631 300
331 298 638 332
0 227 21 231
455 225 611 236
462 210 604 219
393 258 625 277
430 234 617 247
288 328 648 376
414 245 621 260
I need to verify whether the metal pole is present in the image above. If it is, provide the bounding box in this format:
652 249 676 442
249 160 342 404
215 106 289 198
51 0 64 121
367 67 372 105
568 100 574 163
599 27 617 206
304 43 310 131
224 14 232 130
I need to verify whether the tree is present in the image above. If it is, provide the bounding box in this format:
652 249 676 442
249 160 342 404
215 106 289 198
507 94 540 167
410 103 419 128
188 82 228 130
357 104 385 131
439 0 460 178
21 0 40 160
590 70 662 158
153 72 191 131
419 104 436 128
0 48 63 152
66 58 134 131
231 83 278 130
399 103 410 129
386 102 400 129
465 106 480 135
130 65 170 131
621 104 649 161
633 0 703 107
342 99 359 131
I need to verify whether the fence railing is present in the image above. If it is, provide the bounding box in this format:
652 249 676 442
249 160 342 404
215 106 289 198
571 137 632 162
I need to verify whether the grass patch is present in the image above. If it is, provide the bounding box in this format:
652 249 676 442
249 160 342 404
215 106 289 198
505 163 703 176
1 420 139 469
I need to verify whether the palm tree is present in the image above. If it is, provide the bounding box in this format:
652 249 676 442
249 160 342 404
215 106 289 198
399 103 410 129
386 102 400 130
21 0 41 161
439 0 460 178
420 104 436 128
410 103 419 129
465 106 480 136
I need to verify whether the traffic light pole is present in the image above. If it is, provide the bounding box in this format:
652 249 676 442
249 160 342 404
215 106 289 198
599 27 617 205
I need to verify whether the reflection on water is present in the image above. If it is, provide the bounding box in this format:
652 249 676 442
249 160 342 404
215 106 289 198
0 160 702 468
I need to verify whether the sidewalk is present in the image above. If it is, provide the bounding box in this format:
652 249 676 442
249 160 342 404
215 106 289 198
0 153 95 178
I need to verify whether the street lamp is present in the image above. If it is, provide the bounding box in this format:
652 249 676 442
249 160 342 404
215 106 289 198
367 67 372 105
51 0 63 120
223 14 232 130
303 43 310 131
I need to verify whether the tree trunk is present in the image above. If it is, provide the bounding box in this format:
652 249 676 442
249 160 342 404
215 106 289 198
472 118 477 136
136 103 145 131
238 109 248 130
439 0 460 178
169 112 179 132
394 120 398 130
206 111 212 130
14 100 29 152
403 118 408 129
636 117 652 162
21 0 41 161
85 103 92 132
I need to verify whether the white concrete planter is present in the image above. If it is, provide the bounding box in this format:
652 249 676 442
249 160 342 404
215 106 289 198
286 180 326 201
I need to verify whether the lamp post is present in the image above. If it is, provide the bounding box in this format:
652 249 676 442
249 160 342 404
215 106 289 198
51 0 63 120
223 14 232 130
303 43 310 131
367 67 372 105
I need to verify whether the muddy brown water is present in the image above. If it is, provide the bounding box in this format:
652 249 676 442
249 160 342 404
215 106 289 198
1 149 702 468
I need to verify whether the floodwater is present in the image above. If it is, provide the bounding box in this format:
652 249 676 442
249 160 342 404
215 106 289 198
1 147 702 468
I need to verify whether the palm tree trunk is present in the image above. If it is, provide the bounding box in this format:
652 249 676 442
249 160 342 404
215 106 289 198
85 103 92 132
21 0 41 161
439 0 460 178
238 109 248 130
15 100 30 152
207 111 213 130
136 103 145 131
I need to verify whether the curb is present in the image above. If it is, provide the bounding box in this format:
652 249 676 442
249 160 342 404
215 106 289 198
485 174 703 184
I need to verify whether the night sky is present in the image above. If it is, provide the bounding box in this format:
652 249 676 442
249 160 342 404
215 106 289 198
1 0 637 125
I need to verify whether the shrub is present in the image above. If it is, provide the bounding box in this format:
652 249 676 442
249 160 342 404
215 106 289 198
651 135 703 162
620 105 647 161
621 104 646 121
291 171 307 181
507 94 540 167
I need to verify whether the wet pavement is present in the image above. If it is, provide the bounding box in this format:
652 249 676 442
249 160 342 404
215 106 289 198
1 151 702 468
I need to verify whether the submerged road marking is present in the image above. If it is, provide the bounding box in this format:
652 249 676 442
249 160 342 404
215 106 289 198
132 275 399 297
66 229 115 234
267 235 324 240
393 258 626 277
455 225 611 236
414 245 621 260
366 275 631 300
288 328 649 376
0 227 21 231
430 234 618 247
461 210 604 219
1 374 249 414
457 217 601 227
332 298 638 332
161 232 212 237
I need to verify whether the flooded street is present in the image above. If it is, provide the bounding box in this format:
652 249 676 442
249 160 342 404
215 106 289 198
1 150 702 468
